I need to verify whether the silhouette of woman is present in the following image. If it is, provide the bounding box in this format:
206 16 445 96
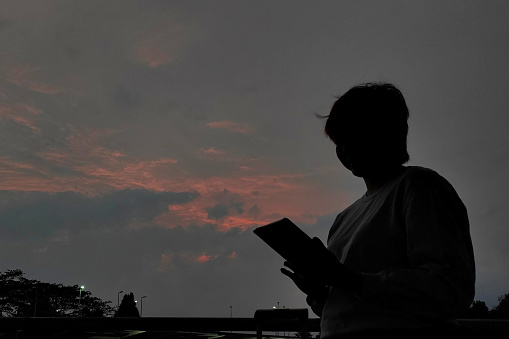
281 83 475 338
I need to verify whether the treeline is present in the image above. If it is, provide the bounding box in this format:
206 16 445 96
461 295 509 319
3 269 509 319
0 269 114 317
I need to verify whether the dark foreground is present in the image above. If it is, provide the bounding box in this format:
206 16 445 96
0 314 508 339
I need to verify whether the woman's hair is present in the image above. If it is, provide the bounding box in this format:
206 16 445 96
322 82 410 164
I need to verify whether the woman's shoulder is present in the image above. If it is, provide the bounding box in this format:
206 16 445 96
401 166 448 184
399 165 458 197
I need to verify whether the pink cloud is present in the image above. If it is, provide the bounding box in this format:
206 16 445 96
0 127 176 194
8 65 64 94
0 157 45 187
152 170 346 231
180 251 219 264
195 252 217 263
2 138 344 230
137 45 171 68
157 253 175 271
1 125 347 231
134 23 190 68
1 154 347 231
199 147 226 156
206 121 254 134
0 103 42 132
32 127 177 192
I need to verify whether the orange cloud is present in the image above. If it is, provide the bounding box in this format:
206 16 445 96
152 170 345 231
199 147 226 156
1 151 346 230
206 121 254 134
137 45 171 68
134 22 190 68
33 127 178 192
8 65 64 94
2 137 343 230
195 252 218 263
0 157 37 171
180 251 219 264
157 253 176 271
0 103 42 132
0 127 178 194
1 124 347 231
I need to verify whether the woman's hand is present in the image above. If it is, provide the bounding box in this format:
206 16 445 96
283 237 364 294
280 261 328 299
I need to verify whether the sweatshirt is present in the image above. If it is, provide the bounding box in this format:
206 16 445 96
309 166 475 337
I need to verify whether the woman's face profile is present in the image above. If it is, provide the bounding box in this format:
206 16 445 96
335 129 387 178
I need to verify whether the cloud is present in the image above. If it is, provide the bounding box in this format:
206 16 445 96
0 102 42 132
151 171 348 231
206 201 244 220
0 125 181 194
181 251 220 264
7 65 65 95
0 212 318 317
0 157 38 172
137 45 172 68
157 253 175 272
0 189 199 240
133 20 193 68
206 121 254 134
0 114 346 232
198 147 227 157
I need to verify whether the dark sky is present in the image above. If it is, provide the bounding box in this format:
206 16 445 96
1 1 509 316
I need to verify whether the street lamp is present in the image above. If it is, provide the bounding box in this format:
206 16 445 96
141 296 147 317
79 286 85 305
230 306 233 334
79 286 85 317
117 290 123 317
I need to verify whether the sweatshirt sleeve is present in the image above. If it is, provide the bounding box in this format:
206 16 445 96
360 170 475 319
306 293 327 317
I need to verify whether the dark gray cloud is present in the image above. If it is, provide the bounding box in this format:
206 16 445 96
0 213 336 317
0 189 198 240
204 189 246 220
206 201 244 220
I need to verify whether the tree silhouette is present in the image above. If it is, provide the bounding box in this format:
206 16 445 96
0 269 113 317
491 293 509 319
461 300 490 319
115 292 140 317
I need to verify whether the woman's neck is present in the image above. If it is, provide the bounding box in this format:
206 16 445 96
363 165 405 196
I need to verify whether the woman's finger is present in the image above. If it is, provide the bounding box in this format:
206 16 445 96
280 267 295 279
283 261 298 271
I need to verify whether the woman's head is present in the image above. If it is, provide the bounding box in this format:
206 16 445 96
323 83 410 175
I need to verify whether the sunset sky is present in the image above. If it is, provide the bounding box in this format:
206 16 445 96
1 1 509 317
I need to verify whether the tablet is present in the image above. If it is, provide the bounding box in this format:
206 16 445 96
253 218 313 266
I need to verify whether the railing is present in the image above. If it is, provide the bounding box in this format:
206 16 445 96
0 311 319 339
1 314 509 338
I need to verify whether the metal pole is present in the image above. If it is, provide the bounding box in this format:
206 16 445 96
117 291 123 317
33 286 38 317
141 296 147 317
276 302 280 336
79 286 84 317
